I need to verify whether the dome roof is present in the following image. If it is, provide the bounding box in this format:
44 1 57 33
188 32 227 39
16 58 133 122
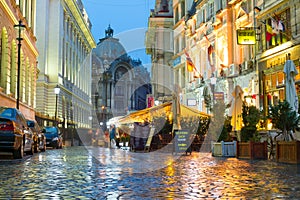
94 37 126 62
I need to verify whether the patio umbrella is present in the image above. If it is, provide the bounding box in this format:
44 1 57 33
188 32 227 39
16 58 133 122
228 85 244 133
284 59 299 112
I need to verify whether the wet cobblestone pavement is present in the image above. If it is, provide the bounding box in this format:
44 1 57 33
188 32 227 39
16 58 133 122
0 146 300 199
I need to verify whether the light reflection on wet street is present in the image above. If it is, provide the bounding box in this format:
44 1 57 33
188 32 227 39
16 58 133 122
0 146 300 199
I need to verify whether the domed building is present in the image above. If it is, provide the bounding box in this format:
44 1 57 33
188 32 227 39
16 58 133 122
92 25 151 129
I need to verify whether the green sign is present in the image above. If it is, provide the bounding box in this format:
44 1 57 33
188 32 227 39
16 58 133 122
174 129 191 153
237 29 256 45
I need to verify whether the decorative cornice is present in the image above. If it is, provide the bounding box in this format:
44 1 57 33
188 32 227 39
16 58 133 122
65 0 96 49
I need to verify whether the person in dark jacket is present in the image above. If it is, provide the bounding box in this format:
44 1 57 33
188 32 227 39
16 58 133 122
109 124 116 148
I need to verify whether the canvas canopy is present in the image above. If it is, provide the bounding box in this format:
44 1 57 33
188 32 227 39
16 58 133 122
117 102 210 125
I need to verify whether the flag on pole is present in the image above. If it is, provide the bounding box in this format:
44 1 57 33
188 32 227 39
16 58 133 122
185 51 196 72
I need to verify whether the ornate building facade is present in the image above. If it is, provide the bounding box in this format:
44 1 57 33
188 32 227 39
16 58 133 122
146 0 300 121
145 0 174 102
35 0 96 130
0 0 38 120
92 26 151 129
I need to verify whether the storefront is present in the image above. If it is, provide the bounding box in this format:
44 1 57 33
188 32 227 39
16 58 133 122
260 45 300 115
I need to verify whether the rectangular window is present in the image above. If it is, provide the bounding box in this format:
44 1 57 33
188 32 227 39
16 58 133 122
181 68 185 88
181 34 185 51
175 6 179 24
206 2 214 20
215 0 222 13
175 37 179 54
265 9 290 50
196 11 202 27
181 1 185 18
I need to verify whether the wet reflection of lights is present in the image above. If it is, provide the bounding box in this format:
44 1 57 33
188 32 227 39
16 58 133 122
165 164 175 177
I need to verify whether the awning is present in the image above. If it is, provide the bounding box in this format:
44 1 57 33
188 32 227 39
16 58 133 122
117 102 210 125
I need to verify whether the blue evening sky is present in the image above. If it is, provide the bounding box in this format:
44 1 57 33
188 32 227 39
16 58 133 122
82 0 155 68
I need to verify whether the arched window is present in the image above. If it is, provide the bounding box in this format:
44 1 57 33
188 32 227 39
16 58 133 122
115 66 127 81
10 40 17 96
1 27 9 92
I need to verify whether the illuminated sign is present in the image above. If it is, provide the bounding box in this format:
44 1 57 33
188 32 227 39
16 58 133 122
174 129 191 153
237 29 256 45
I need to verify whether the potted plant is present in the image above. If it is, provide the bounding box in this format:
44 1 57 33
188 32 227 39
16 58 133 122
237 103 268 159
268 100 300 163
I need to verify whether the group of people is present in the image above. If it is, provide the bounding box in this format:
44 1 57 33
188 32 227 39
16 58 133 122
93 124 130 149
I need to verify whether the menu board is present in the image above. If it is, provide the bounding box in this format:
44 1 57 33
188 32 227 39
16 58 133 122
174 129 190 153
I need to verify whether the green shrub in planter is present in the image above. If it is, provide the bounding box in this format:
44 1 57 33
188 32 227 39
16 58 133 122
268 100 299 141
240 104 261 142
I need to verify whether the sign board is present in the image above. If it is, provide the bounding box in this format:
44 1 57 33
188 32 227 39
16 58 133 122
237 28 256 45
187 99 197 106
147 95 154 108
214 92 224 100
174 129 191 153
173 56 181 66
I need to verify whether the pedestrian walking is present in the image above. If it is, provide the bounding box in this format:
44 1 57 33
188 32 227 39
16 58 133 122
109 124 116 148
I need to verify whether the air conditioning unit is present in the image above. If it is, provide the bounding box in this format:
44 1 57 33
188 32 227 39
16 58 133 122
242 61 253 71
222 67 229 77
229 63 239 76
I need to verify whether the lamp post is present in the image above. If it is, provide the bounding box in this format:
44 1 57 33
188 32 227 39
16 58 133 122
54 85 60 126
101 105 106 131
14 20 25 109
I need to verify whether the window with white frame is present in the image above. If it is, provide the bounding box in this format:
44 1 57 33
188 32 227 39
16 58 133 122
181 34 186 51
202 8 206 23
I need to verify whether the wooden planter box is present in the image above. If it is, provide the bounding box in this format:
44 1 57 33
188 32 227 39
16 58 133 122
276 141 300 164
212 141 236 157
237 141 268 159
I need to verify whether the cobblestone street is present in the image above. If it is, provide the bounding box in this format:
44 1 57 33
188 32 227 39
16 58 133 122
0 146 300 199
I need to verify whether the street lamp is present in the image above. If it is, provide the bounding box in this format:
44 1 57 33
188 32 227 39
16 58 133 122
54 85 60 126
14 20 25 109
101 105 106 131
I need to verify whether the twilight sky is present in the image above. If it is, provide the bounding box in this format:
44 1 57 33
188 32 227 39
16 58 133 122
82 0 155 67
